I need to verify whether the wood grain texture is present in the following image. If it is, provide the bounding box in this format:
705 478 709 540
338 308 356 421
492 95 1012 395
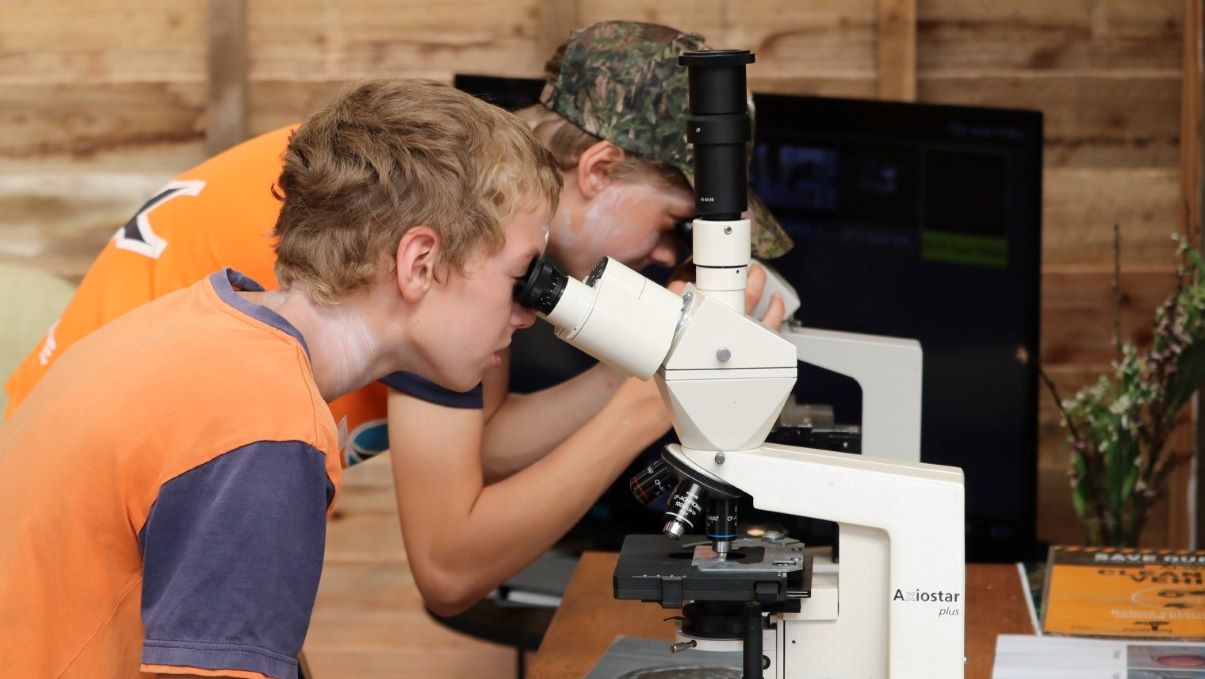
0 82 205 163
878 0 918 100
917 0 1184 73
538 0 581 58
527 554 1032 679
576 0 726 43
1182 0 1202 238
206 0 248 156
1043 169 1182 268
0 1 206 84
1041 268 1181 365
0 173 168 283
579 0 878 75
719 0 878 76
244 1 546 80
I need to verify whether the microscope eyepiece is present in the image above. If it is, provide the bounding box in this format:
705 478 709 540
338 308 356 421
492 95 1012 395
678 49 754 221
678 50 754 116
513 256 567 315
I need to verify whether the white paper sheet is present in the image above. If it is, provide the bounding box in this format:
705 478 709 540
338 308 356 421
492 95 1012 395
993 634 1205 678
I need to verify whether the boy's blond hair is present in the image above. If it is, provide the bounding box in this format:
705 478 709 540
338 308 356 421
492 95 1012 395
272 79 562 304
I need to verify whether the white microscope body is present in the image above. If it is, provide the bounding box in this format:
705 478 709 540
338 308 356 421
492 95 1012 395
513 43 964 678
527 214 966 678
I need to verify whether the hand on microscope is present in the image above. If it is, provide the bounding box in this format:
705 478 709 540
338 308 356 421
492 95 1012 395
669 259 786 330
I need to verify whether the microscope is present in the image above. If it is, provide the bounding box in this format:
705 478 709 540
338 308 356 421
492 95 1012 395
514 50 965 679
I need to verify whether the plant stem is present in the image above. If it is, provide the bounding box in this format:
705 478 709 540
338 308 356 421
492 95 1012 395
1038 367 1081 441
1113 223 1123 364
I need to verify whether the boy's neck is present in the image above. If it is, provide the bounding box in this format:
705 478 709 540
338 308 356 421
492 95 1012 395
241 287 401 403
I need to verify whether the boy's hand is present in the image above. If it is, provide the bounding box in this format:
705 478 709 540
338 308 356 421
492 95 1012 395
744 262 786 330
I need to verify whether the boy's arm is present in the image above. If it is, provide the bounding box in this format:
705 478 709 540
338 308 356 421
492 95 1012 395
474 264 785 480
139 441 331 679
478 357 624 481
387 376 669 617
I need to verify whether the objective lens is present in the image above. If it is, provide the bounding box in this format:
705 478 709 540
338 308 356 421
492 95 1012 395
629 459 676 505
663 479 706 540
706 496 739 558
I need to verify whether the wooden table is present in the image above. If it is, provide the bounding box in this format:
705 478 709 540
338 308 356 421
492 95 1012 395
304 455 514 678
528 554 1034 679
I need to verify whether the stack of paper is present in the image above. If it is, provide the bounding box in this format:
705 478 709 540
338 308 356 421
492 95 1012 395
993 634 1205 678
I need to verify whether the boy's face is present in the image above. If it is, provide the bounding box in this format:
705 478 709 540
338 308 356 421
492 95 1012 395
553 176 695 279
416 207 549 392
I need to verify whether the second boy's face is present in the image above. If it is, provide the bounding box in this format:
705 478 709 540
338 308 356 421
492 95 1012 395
417 208 549 392
553 177 695 279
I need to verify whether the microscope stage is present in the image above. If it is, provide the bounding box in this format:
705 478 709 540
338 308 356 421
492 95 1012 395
613 534 809 609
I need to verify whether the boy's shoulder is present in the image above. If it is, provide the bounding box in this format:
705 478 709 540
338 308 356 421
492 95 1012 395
39 271 339 467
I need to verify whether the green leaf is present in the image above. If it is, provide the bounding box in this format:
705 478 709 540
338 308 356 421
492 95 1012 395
1166 342 1205 420
1120 460 1139 501
1071 484 1087 518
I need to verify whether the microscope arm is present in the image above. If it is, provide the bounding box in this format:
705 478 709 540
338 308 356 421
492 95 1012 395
779 325 923 461
676 442 966 678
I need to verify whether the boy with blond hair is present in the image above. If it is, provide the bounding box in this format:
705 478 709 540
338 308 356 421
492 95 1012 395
0 79 672 679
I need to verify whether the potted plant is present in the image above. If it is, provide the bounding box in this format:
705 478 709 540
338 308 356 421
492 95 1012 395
1044 227 1205 547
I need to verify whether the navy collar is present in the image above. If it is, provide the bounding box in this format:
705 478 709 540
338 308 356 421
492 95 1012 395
208 268 311 359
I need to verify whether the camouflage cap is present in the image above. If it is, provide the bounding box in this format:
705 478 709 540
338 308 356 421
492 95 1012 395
540 20 793 259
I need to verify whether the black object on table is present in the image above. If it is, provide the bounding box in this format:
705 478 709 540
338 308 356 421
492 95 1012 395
427 599 556 678
426 550 576 677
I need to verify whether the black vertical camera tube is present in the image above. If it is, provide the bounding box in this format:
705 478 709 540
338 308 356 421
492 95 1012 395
678 50 755 221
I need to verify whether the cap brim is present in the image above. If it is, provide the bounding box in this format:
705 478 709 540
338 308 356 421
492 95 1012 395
682 173 794 259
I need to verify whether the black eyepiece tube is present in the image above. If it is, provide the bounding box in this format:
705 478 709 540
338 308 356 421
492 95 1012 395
678 49 755 221
513 256 567 315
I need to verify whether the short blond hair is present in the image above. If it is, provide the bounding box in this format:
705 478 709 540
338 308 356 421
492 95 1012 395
515 103 689 190
272 79 562 304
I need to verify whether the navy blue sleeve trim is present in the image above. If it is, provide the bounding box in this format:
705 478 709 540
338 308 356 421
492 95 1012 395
379 371 483 409
139 440 334 678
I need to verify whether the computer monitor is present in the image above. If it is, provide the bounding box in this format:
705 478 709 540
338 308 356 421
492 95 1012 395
454 74 1043 562
751 95 1043 562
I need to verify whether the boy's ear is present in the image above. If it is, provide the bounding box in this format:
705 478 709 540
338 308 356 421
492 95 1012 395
395 226 439 301
575 140 626 199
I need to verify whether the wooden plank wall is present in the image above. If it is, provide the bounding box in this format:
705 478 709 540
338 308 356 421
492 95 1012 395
0 2 1196 549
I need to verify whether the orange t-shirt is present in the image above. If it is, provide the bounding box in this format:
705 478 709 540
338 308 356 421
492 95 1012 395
6 126 481 464
0 270 341 678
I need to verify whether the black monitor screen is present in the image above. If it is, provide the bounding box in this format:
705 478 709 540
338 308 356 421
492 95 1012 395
751 95 1042 561
454 75 1043 562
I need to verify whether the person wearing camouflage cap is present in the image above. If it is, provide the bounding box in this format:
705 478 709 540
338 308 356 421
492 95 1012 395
392 19 794 626
533 19 794 266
